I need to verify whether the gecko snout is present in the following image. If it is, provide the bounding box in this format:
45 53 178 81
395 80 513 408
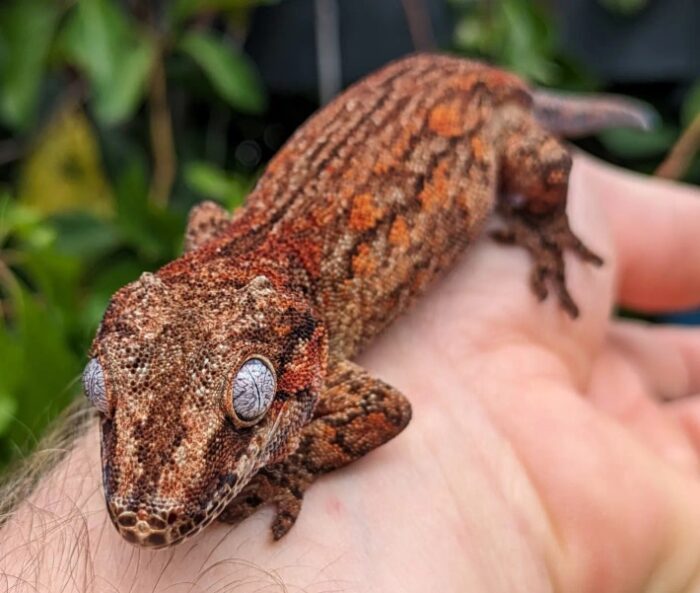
110 501 190 548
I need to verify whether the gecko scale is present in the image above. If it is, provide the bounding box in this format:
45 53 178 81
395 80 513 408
82 54 652 547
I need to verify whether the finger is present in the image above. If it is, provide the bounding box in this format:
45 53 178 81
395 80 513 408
667 397 700 456
607 319 700 400
587 342 699 472
571 153 700 312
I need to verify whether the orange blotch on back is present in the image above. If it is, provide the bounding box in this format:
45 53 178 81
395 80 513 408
418 160 450 211
349 193 383 232
388 216 410 248
351 243 376 277
374 129 414 175
428 100 465 138
373 160 390 175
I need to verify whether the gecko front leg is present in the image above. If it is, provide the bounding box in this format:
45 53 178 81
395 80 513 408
219 358 412 539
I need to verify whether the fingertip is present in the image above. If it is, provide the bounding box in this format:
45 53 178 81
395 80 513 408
571 154 700 313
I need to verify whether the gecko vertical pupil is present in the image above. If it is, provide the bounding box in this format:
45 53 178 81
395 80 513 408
232 357 276 421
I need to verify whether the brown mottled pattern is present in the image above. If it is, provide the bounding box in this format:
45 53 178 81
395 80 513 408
87 53 647 547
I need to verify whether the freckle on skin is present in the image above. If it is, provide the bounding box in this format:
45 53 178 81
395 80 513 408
324 495 343 517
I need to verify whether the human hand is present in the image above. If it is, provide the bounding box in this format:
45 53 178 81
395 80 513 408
2 153 700 593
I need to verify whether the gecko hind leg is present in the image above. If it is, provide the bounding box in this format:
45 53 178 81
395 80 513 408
492 202 602 318
492 109 603 318
219 359 412 540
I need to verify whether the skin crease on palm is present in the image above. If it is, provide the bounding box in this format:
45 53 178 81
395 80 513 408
2 154 700 593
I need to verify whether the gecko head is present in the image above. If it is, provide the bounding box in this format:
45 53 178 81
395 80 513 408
84 271 327 548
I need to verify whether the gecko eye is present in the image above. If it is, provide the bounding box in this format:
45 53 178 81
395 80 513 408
83 358 108 414
232 357 276 422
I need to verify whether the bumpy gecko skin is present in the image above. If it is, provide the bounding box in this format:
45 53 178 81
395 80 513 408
85 54 648 548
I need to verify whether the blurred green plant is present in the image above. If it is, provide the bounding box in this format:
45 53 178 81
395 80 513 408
0 0 273 469
450 0 590 88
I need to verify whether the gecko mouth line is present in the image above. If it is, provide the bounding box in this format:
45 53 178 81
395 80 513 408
111 504 222 548
108 477 241 548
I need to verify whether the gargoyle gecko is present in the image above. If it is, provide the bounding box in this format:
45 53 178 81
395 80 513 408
82 54 651 547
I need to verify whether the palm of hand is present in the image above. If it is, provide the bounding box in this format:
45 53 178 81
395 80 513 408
346 154 700 593
99 155 700 592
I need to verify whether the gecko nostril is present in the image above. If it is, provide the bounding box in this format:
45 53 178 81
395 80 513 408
147 515 167 530
167 510 179 525
146 532 167 547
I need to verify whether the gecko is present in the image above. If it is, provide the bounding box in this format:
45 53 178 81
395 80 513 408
81 54 652 548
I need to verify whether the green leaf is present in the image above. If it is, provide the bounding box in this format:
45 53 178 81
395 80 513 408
184 161 250 208
0 0 61 130
501 0 557 84
598 125 677 159
50 212 119 260
0 330 23 407
0 196 55 248
19 107 114 216
1 286 80 446
61 0 155 125
96 40 154 125
113 159 181 260
171 0 279 23
178 31 266 113
0 393 18 436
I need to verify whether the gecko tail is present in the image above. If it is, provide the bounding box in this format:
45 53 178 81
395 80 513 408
532 89 658 138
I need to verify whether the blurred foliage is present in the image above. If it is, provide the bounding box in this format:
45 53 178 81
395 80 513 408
451 0 593 88
0 0 697 475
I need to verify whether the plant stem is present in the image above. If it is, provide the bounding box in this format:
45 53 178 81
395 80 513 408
400 0 436 51
148 50 176 208
314 0 342 105
656 111 700 180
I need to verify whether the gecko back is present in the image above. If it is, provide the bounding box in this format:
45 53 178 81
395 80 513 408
224 53 650 355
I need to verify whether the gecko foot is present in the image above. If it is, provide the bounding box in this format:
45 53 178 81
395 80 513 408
218 465 308 540
491 202 603 318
